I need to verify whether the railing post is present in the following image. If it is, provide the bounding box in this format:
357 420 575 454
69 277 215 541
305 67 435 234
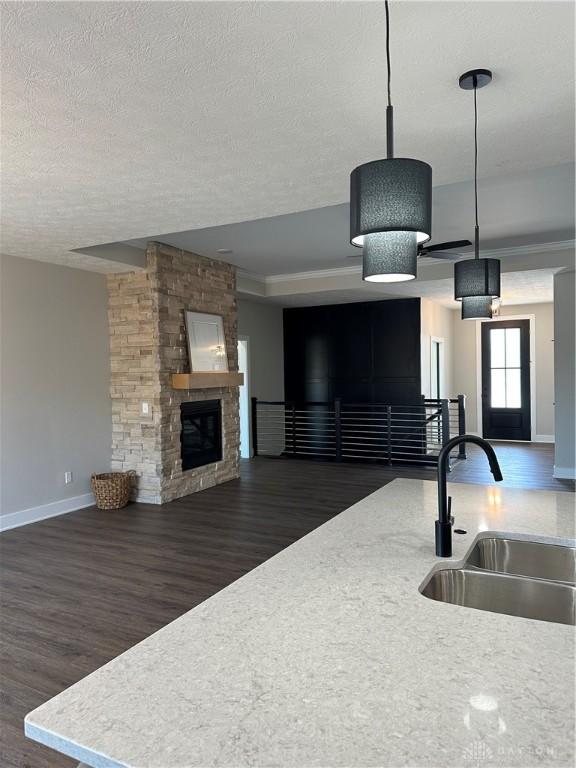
291 402 297 455
251 397 258 456
387 405 392 465
457 394 467 459
334 398 342 461
441 399 451 471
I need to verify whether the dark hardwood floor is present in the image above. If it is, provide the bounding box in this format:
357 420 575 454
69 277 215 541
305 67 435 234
450 440 575 492
0 446 572 767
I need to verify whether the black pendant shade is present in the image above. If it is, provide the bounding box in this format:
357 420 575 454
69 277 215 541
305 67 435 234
350 158 432 247
454 258 500 300
349 2 432 283
461 295 493 320
362 231 418 282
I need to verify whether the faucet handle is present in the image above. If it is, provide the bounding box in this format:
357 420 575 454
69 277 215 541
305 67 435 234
448 495 454 525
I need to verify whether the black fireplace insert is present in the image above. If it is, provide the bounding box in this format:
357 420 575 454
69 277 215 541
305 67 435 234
180 400 222 471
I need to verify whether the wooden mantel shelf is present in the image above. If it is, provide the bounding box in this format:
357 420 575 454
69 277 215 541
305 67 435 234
171 372 244 390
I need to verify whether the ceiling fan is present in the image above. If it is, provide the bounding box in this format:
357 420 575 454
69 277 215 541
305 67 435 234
347 239 472 261
417 239 472 260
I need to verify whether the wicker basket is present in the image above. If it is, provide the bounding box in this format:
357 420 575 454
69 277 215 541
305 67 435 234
91 471 136 510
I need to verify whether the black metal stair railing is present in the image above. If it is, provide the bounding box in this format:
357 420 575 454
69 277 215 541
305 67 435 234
251 395 467 466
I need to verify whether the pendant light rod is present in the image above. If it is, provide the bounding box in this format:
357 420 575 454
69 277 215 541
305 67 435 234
474 83 479 259
459 68 492 258
385 0 394 159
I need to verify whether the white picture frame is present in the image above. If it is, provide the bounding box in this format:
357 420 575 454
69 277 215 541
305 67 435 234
184 311 228 372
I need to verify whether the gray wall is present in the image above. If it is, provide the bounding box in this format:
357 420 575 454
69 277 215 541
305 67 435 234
553 270 575 477
237 299 284 401
1 254 111 516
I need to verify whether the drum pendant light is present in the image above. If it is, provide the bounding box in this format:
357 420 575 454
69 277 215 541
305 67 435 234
350 1 432 282
460 295 494 319
454 69 501 319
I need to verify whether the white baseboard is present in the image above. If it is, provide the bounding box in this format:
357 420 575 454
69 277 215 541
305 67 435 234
0 493 95 532
553 466 576 480
535 434 555 443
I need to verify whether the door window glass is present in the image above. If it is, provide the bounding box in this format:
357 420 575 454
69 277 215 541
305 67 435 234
490 327 522 408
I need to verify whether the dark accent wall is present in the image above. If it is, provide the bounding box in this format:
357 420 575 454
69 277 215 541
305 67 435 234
283 298 422 404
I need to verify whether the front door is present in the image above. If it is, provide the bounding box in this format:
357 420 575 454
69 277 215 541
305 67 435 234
481 319 531 440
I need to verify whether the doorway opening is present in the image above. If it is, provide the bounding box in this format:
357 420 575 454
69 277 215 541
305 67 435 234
430 338 443 400
238 337 251 458
481 319 531 440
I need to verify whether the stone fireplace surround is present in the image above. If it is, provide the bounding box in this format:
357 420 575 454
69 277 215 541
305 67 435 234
107 242 240 504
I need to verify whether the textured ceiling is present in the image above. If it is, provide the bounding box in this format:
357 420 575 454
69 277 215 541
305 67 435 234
1 1 574 269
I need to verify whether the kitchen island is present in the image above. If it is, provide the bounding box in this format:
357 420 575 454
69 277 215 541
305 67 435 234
25 479 575 767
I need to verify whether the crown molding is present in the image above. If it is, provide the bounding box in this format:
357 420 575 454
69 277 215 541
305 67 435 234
472 239 574 259
267 265 362 283
236 239 575 295
237 269 267 284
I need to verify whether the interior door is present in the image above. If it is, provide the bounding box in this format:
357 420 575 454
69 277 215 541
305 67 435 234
481 319 531 440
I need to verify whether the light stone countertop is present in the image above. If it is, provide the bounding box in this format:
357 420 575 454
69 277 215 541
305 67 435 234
25 479 575 768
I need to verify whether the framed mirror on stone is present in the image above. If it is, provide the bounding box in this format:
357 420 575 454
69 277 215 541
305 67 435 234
184 311 228 372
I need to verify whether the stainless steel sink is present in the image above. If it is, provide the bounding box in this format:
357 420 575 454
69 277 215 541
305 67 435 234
421 567 575 625
420 533 576 626
465 536 576 584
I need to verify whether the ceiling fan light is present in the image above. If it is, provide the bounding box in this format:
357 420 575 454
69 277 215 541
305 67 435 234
454 258 501 299
350 158 432 248
461 295 493 320
362 231 418 283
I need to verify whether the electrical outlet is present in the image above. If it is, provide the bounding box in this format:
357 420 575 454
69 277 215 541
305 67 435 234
64 471 73 484
141 402 150 416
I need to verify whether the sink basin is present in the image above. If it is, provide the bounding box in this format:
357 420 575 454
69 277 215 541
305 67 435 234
465 536 576 584
421 567 575 625
420 533 576 626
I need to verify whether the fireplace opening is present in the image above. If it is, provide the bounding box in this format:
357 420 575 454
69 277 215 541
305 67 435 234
180 400 222 471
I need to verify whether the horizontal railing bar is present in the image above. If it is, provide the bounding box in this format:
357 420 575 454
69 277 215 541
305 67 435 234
339 447 437 457
341 412 431 417
341 438 427 447
257 401 331 406
340 430 425 438
339 418 426 425
257 420 335 426
342 449 437 458
258 398 460 406
341 442 427 451
257 408 332 411
259 414 452 421
340 413 427 419
257 418 336 424
291 439 336 445
340 410 428 416
342 432 428 441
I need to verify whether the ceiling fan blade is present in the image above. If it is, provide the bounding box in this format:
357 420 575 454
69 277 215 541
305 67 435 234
347 238 472 260
421 239 472 253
